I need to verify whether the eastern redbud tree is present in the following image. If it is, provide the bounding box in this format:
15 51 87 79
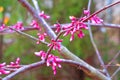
0 0 120 80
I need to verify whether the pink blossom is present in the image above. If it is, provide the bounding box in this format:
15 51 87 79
0 58 20 75
30 20 41 30
0 63 10 75
36 33 47 44
83 10 103 24
35 51 46 60
48 39 62 51
0 62 6 67
63 16 88 41
90 15 103 24
0 69 10 75
12 22 24 30
35 51 61 75
7 58 20 68
54 23 61 33
77 30 85 38
46 54 61 75
69 16 77 22
84 10 90 16
0 24 6 31
39 11 50 19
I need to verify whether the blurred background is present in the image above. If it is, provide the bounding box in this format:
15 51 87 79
0 0 120 80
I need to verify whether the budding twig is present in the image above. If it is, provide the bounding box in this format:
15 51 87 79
2 60 45 80
82 1 120 22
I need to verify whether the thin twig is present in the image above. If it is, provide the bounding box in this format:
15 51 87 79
1 23 120 35
9 27 48 45
106 50 120 68
82 1 120 22
111 67 120 79
87 0 111 79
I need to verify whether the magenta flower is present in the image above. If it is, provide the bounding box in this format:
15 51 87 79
36 33 47 44
0 63 10 75
63 16 88 41
90 15 103 24
46 54 61 75
84 10 90 16
0 24 6 31
39 11 50 19
12 22 24 30
0 69 10 75
7 58 20 68
35 51 46 60
54 23 61 33
30 20 41 30
0 62 6 67
69 16 77 22
48 39 62 51
35 51 62 75
83 10 103 24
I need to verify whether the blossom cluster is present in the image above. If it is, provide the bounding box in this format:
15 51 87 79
0 63 10 75
0 24 6 31
7 58 20 68
0 58 20 75
0 10 103 76
30 20 47 44
12 22 24 30
33 10 103 75
39 11 50 19
48 39 62 51
83 10 103 24
36 32 47 44
63 16 88 41
30 20 41 30
54 10 103 41
0 22 24 32
35 51 62 75
30 11 50 44
54 16 88 41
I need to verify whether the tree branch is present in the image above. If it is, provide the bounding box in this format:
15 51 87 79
82 1 120 22
9 27 48 45
18 0 57 39
2 60 45 80
1 23 120 35
17 0 112 80
2 58 108 80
